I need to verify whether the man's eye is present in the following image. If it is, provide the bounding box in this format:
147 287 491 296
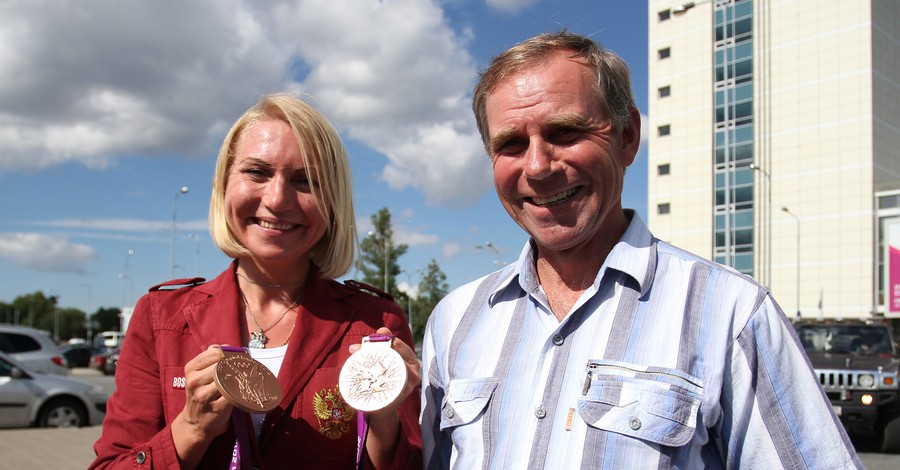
550 128 581 143
494 139 527 155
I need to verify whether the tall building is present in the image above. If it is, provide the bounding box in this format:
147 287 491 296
647 0 900 319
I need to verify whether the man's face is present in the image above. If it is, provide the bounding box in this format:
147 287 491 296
485 52 640 257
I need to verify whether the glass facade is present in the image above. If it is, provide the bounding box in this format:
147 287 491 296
713 0 754 275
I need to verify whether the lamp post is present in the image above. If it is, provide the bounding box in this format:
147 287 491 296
120 249 134 332
46 289 59 343
170 186 189 279
188 233 200 277
475 241 503 266
782 207 800 318
368 231 390 292
80 283 92 341
750 163 772 288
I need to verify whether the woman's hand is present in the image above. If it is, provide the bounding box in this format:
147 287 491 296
349 327 420 468
171 345 234 468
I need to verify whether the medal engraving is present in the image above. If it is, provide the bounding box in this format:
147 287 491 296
339 340 406 412
215 354 282 413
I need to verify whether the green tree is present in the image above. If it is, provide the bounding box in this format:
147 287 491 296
92 307 123 335
412 258 449 346
359 207 408 300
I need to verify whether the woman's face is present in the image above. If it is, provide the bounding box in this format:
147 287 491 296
223 119 328 267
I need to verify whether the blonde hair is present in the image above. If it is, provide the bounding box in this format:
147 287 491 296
209 93 355 279
472 31 636 151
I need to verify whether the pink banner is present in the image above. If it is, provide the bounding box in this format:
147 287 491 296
891 246 900 312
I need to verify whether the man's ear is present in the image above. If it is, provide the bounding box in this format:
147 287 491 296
619 107 642 167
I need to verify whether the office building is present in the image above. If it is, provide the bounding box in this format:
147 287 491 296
647 0 900 319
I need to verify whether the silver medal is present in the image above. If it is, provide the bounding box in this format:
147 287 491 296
339 336 406 412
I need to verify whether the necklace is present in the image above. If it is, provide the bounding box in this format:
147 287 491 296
241 290 303 349
237 271 306 288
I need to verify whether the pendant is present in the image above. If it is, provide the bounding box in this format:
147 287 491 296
338 335 406 412
249 330 268 349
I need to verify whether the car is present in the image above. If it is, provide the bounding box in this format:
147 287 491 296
795 318 900 453
0 351 107 428
59 343 95 368
89 347 120 375
0 324 68 375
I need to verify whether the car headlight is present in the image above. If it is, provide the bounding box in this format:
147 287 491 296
858 374 875 388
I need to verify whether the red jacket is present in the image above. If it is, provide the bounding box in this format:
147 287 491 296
90 263 422 469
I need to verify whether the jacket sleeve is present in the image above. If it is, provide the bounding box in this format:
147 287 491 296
89 293 183 469
719 295 864 468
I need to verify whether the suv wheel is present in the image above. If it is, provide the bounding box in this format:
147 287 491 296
883 418 900 454
37 397 88 428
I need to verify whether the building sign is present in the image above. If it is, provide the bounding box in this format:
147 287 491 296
886 218 900 316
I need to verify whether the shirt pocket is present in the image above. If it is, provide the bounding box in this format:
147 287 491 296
439 377 500 431
577 360 703 447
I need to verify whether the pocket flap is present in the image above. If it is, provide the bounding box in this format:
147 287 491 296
439 377 499 430
578 379 701 447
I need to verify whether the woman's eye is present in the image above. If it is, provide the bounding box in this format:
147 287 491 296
242 167 266 177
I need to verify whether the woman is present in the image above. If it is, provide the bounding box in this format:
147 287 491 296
91 94 422 469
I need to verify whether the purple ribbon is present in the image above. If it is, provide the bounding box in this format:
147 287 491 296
221 346 252 470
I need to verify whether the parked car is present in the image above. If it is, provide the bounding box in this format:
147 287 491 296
0 324 68 375
59 343 95 368
89 347 120 375
0 351 107 428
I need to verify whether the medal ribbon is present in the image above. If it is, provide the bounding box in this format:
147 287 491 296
354 334 394 470
222 346 253 470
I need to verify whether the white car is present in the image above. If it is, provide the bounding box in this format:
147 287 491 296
0 324 68 375
0 351 107 428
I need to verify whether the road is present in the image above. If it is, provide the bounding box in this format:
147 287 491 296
1 369 898 469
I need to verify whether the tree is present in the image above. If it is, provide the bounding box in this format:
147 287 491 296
359 207 408 300
412 258 449 346
92 307 123 335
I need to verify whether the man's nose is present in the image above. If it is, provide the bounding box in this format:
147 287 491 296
523 138 554 179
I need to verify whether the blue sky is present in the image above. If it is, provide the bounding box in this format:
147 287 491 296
0 0 649 318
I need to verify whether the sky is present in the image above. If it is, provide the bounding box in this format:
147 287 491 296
0 0 650 322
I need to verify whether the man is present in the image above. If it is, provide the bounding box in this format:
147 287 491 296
421 31 862 469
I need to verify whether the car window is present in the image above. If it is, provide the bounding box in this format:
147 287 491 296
0 356 13 376
0 332 42 353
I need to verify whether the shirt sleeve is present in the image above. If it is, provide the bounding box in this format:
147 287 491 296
720 295 865 468
89 294 182 469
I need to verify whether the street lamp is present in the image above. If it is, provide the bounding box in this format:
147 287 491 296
80 283 92 341
782 207 800 318
120 249 134 332
475 241 504 266
170 186 189 278
672 0 719 16
188 233 200 277
367 231 390 292
750 163 772 288
45 289 59 343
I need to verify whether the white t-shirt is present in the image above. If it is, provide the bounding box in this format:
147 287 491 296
248 344 288 438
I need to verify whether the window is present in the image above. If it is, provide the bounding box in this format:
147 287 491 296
657 124 671 137
657 203 671 215
658 10 671 21
0 333 41 354
658 47 671 60
657 163 671 176
658 85 671 98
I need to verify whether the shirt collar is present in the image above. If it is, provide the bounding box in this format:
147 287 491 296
491 210 656 304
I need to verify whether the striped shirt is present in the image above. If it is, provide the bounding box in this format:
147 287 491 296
421 212 862 469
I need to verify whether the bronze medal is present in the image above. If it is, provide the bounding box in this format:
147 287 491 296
214 350 282 413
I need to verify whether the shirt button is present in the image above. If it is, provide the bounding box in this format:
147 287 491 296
629 416 642 430
552 334 564 346
135 451 146 464
535 405 546 419
444 406 455 418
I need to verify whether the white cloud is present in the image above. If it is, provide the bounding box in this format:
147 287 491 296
0 233 98 273
0 0 492 208
443 242 461 258
30 218 209 233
